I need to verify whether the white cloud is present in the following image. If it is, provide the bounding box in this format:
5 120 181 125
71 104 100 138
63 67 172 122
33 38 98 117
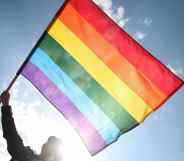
94 0 112 10
93 0 148 41
93 0 130 28
167 64 184 77
115 6 125 21
1 76 93 161
0 137 11 161
133 17 152 40
134 31 147 40
118 18 130 28
144 17 152 27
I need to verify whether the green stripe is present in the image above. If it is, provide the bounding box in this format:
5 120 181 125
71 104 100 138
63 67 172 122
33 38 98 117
38 33 138 132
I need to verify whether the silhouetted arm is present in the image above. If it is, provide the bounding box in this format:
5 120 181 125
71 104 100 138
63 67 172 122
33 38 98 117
1 105 35 161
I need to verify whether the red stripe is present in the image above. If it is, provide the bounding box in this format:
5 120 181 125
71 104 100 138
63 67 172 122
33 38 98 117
69 0 183 95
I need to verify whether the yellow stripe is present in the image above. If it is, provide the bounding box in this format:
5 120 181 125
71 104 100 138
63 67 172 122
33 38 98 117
48 19 153 123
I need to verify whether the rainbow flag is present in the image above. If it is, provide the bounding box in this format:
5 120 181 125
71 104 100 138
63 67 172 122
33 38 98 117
21 0 183 155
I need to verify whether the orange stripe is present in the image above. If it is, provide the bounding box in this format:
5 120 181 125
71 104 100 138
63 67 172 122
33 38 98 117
59 4 167 109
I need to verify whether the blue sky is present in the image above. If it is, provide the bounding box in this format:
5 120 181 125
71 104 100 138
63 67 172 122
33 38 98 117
0 0 184 161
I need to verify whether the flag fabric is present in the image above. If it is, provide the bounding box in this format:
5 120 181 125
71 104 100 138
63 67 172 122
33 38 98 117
21 0 183 155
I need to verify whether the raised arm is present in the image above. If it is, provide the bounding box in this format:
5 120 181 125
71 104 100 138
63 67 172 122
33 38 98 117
1 91 35 161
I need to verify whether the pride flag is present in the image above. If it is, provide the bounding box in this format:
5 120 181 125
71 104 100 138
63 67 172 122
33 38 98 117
21 0 183 155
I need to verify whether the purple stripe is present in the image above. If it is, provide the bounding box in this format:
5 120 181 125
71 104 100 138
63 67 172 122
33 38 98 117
21 62 107 155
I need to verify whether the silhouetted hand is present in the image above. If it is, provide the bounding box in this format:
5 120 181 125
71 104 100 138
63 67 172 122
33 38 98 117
0 91 10 106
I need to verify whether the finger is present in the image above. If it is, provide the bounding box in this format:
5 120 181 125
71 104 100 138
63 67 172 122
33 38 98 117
1 91 7 97
1 91 9 97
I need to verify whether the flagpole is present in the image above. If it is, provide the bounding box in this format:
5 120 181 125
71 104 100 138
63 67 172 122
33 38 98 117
6 74 19 91
4 0 67 92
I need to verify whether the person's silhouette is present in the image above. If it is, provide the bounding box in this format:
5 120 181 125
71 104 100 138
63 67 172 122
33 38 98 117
0 91 62 161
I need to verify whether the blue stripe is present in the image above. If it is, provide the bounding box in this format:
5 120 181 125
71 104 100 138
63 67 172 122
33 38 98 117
30 48 120 143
